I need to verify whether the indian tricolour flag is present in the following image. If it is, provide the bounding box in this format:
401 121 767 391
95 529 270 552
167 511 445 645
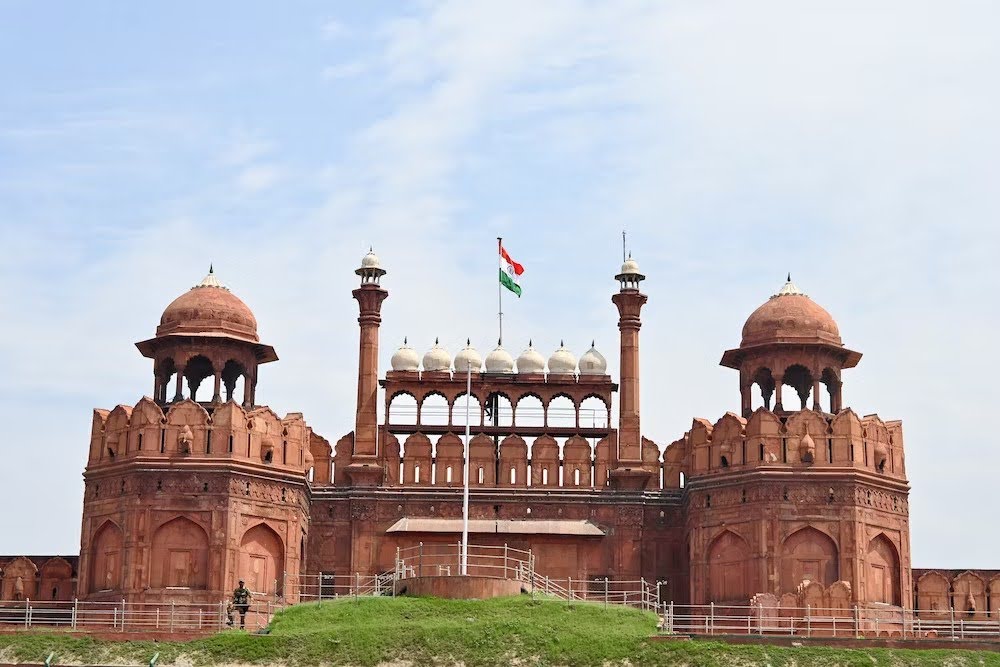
499 245 524 297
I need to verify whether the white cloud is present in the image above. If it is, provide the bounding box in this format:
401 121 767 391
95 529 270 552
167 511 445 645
321 61 366 81
235 164 283 192
321 19 347 40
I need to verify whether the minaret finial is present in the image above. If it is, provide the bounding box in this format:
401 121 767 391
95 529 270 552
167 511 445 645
591 339 595 347
403 336 408 345
209 263 214 274
529 338 533 347
560 339 564 347
787 272 791 282
466 337 470 346
435 336 439 345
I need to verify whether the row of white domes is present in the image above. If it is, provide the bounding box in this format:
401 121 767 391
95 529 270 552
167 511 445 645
390 339 607 375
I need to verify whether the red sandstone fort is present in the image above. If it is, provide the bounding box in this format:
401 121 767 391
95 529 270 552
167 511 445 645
1 252 995 618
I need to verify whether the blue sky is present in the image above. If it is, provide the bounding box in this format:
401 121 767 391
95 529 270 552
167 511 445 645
1 1 998 567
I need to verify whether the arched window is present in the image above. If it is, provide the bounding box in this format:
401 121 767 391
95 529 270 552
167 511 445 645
420 393 449 426
184 355 214 402
388 392 417 425
548 395 576 428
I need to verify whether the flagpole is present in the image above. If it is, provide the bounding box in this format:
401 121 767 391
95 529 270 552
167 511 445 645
461 360 472 576
497 236 503 345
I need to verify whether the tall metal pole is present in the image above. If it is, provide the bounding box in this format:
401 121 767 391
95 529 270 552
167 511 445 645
461 361 472 575
497 236 503 345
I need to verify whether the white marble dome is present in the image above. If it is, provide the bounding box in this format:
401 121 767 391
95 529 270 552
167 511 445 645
547 341 577 375
453 339 482 373
579 342 607 375
620 256 640 275
390 338 420 372
485 343 515 373
422 338 452 372
361 248 381 269
516 341 546 374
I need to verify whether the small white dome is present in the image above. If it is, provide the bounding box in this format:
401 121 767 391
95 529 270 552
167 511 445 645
516 341 546 374
361 248 381 269
548 341 577 375
620 256 640 275
579 341 607 375
453 339 482 373
390 338 420 372
485 342 515 373
422 338 452 372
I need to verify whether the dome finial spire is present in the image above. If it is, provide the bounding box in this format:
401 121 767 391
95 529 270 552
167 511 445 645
787 272 791 282
209 263 214 274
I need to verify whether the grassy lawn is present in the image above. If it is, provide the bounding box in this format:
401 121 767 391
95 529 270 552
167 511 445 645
1 596 1000 666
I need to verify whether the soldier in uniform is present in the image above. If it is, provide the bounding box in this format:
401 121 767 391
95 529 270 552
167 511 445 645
232 579 252 629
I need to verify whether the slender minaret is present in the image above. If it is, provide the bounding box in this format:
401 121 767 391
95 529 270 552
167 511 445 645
346 249 388 486
609 255 652 490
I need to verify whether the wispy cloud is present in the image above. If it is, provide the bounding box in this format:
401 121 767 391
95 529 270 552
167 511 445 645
321 61 366 81
1 1 998 566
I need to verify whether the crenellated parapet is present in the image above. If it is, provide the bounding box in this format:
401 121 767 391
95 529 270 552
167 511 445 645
86 397 317 478
661 408 907 482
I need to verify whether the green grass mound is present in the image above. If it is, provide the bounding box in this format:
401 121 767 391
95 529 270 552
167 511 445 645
1 596 999 666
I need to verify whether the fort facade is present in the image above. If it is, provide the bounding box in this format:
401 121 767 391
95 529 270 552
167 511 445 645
2 252 994 618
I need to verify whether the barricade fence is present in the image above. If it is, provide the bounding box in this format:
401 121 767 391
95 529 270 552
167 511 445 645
0 598 276 633
660 602 1000 640
6 542 994 642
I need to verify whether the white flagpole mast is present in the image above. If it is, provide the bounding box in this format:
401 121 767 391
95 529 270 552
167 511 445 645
497 236 503 345
461 360 472 575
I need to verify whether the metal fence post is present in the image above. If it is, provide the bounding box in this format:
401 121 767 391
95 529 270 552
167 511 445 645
640 578 646 610
170 602 175 633
669 601 674 634
853 604 859 638
709 602 715 635
113 607 118 631
24 598 30 629
951 606 956 641
604 577 609 609
806 604 811 637
355 573 360 601
568 577 573 602
122 598 127 632
418 542 423 577
504 543 509 577
71 598 78 630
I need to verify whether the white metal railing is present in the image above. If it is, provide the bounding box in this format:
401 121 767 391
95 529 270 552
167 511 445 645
395 542 535 582
0 598 278 633
387 405 609 428
658 603 1000 640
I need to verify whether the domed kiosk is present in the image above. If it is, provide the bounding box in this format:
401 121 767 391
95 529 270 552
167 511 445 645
721 275 861 416
135 267 277 407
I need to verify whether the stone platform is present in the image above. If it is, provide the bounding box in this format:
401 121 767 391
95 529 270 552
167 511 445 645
393 575 527 599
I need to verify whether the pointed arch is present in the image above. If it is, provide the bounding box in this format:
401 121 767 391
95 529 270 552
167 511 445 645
916 571 951 617
89 520 123 593
866 533 900 605
240 523 285 596
707 530 754 604
39 557 73 600
780 526 838 592
150 516 210 589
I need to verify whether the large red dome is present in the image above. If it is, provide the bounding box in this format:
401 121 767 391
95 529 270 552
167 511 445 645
156 269 258 342
740 280 841 347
